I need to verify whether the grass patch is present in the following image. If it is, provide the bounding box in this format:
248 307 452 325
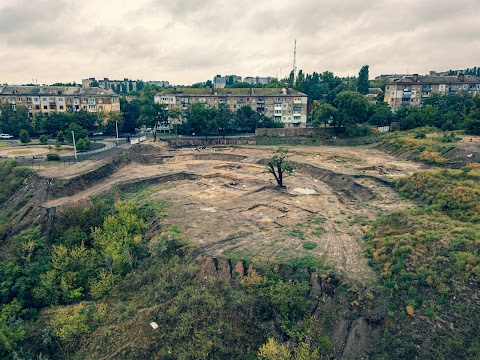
302 241 317 250
377 128 462 164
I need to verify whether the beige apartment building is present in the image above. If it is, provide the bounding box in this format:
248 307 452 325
384 74 480 111
154 88 308 128
0 85 120 117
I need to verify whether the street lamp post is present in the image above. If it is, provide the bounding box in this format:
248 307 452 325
115 121 119 144
71 131 77 160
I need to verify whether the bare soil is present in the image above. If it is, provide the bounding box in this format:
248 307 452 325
39 142 422 282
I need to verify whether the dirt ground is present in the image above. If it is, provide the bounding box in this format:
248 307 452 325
40 142 425 282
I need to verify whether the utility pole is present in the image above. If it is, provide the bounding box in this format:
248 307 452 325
71 131 77 160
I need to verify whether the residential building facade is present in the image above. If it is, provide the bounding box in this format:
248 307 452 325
213 75 242 88
384 74 480 111
243 76 276 85
155 88 308 128
83 77 138 93
0 85 120 117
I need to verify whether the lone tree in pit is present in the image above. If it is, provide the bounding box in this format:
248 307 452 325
267 148 295 188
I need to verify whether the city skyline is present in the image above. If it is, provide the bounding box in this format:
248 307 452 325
1 0 479 85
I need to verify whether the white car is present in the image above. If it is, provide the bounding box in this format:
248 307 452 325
0 134 14 139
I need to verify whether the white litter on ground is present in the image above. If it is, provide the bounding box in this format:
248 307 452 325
200 207 218 212
293 188 317 195
150 322 159 329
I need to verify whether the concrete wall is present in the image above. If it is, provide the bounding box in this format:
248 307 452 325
167 138 256 148
255 127 340 137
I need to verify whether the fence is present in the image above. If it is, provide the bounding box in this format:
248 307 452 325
7 139 128 168
167 137 256 148
130 135 147 145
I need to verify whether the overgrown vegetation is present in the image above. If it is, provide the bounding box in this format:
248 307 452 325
365 163 480 359
0 160 33 205
377 128 461 164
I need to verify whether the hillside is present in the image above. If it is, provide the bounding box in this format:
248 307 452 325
0 136 478 359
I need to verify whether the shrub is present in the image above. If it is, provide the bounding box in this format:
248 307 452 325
47 153 60 161
414 131 426 139
39 134 49 144
56 131 65 143
76 138 91 151
19 129 31 144
302 241 317 250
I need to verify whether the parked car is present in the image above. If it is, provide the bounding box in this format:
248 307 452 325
0 134 14 139
92 132 103 136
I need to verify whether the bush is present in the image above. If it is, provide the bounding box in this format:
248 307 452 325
19 129 31 144
302 241 317 250
76 138 91 151
47 153 60 161
39 134 49 145
414 131 426 139
56 131 65 143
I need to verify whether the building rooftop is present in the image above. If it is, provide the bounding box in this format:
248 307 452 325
389 74 480 85
157 87 306 96
0 85 118 96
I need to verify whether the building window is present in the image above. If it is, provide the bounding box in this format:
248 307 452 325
18 98 23 102
42 97 47 101
59 106 64 110
35 105 40 110
83 106 87 110
43 105 47 110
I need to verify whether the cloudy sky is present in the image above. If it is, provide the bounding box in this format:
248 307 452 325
1 0 479 85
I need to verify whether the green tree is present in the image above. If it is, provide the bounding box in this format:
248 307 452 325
139 103 167 142
294 70 305 92
56 131 65 143
76 138 91 151
0 103 30 136
257 338 290 360
334 90 369 130
234 105 257 132
216 104 233 138
19 129 31 144
311 101 337 127
67 123 88 142
39 134 48 145
267 148 295 188
167 107 184 136
185 103 217 139
357 65 370 95
0 300 25 357
368 102 393 126
465 95 480 135
30 113 48 136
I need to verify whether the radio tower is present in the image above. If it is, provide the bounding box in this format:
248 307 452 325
292 39 297 82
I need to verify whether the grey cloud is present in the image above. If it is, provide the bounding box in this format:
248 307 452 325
0 0 72 35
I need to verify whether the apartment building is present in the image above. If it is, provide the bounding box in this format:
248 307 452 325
155 88 308 128
213 75 242 88
0 85 120 117
243 76 276 85
82 77 137 93
384 73 480 111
